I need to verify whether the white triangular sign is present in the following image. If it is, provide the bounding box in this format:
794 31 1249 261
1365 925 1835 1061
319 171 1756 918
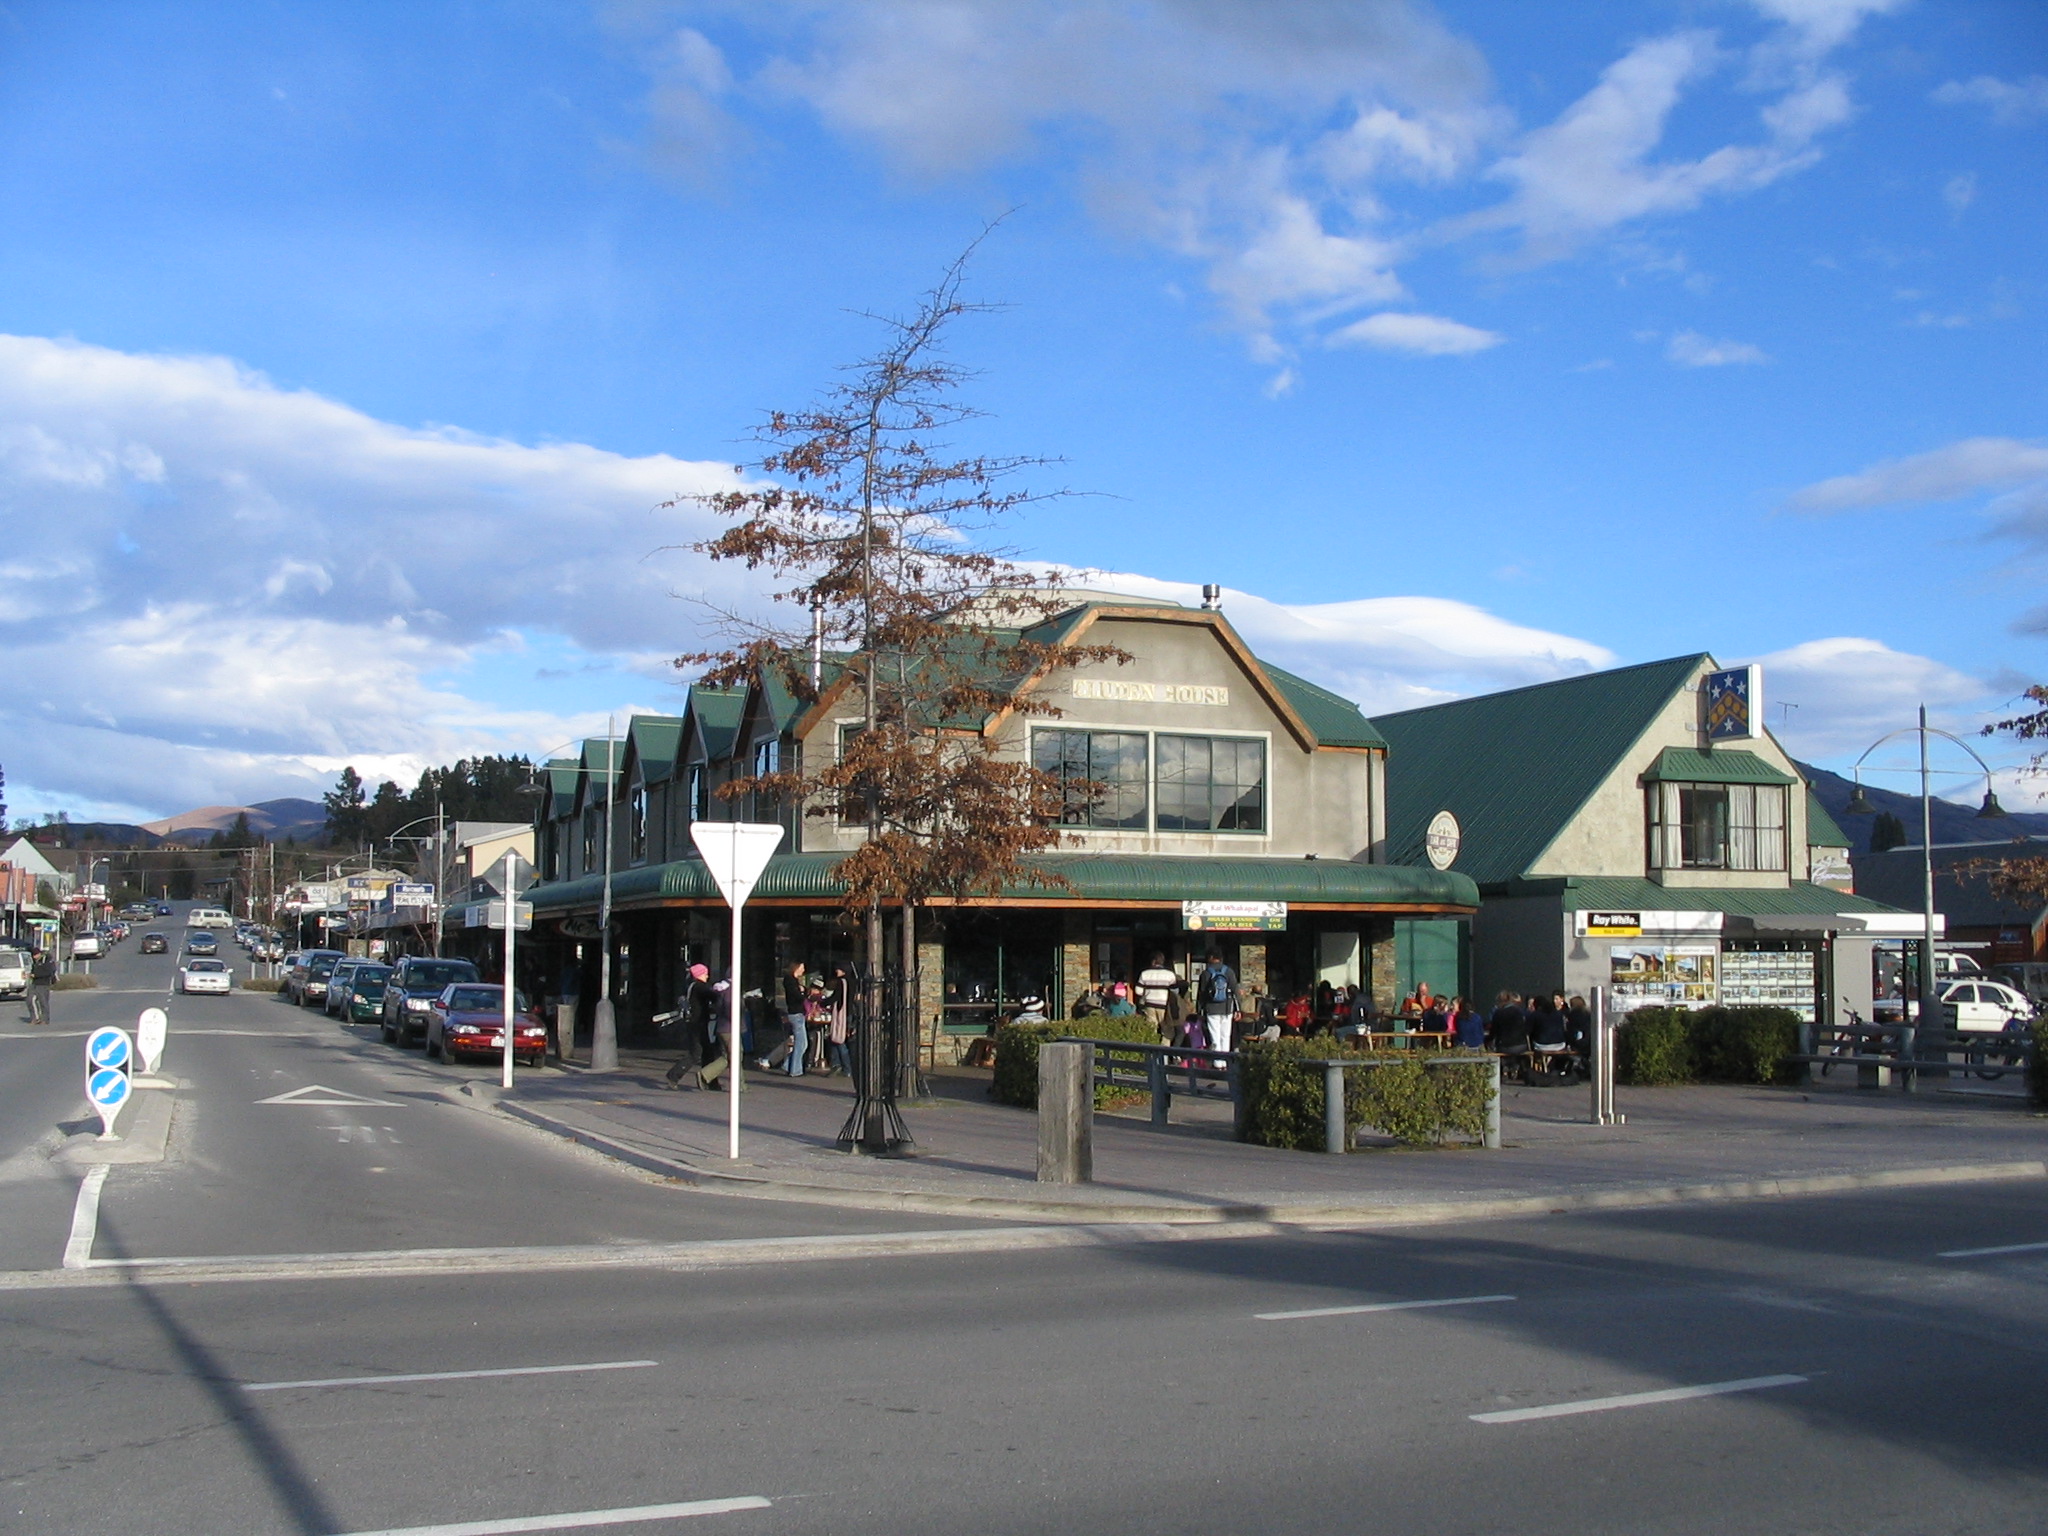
256 1084 403 1107
689 821 785 907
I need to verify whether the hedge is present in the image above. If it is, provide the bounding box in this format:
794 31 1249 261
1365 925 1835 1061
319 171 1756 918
1236 1037 1494 1151
52 974 99 991
990 1017 1168 1108
243 976 285 993
1616 1005 1803 1086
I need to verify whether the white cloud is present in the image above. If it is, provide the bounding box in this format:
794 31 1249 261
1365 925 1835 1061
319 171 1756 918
1943 170 1978 217
1743 635 1991 766
1933 74 2048 127
1666 330 1771 366
1790 437 2048 510
1327 312 1504 356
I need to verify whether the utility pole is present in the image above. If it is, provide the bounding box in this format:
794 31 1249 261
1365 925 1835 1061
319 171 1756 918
591 719 620 1071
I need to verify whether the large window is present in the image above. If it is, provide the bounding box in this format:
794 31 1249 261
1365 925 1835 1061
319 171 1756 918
1157 735 1266 833
1031 729 1265 834
1649 782 1786 872
1033 730 1150 829
628 780 648 864
687 762 709 823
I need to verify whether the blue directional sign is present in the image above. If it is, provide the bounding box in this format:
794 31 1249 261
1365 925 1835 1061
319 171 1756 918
89 1068 131 1112
86 1027 132 1071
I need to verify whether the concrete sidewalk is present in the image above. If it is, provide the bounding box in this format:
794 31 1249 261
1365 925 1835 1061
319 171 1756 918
485 1050 2048 1226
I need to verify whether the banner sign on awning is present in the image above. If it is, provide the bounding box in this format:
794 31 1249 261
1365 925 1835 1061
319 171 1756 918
1183 900 1287 931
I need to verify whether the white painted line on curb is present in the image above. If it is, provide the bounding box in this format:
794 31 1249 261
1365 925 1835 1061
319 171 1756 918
1471 1374 1807 1424
1258 1293 1515 1321
246 1359 659 1392
1937 1240 2048 1259
62 1166 109 1270
340 1495 771 1535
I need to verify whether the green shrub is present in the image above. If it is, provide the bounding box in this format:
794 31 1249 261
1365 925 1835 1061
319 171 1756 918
1237 1038 1493 1150
2030 1018 2048 1109
1690 1006 1802 1084
1616 1005 1801 1086
243 976 285 993
990 1016 1166 1108
1616 1007 1693 1085
52 973 98 991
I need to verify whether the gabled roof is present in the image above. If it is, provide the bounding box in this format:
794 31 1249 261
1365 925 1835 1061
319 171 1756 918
542 758 580 820
626 715 685 783
1374 654 1708 885
685 686 746 762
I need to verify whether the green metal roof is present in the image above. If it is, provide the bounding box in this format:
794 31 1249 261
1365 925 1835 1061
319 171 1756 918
530 852 1477 913
579 737 622 781
1805 788 1851 848
543 758 580 819
1263 664 1387 749
626 716 685 783
1374 654 1707 885
1642 747 1795 786
686 687 745 761
1532 875 1904 918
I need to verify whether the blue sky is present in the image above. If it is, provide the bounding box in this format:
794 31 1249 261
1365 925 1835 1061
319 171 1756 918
1 0 2043 822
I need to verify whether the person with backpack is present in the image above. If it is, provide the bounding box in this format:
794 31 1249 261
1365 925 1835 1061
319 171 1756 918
27 947 55 1026
1196 949 1239 1054
664 963 716 1089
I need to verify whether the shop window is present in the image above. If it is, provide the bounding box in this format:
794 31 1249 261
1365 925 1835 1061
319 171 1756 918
1648 782 1786 871
1033 730 1149 829
1157 735 1266 833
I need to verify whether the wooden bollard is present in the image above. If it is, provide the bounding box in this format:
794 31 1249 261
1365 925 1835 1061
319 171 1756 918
1036 1041 1093 1183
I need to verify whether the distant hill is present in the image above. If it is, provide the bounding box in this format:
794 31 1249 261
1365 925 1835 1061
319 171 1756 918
141 797 328 845
1800 762 2048 855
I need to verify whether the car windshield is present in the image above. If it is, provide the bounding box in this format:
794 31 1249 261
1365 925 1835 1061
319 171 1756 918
353 971 390 996
408 962 476 988
446 986 502 1011
186 959 227 972
309 956 341 976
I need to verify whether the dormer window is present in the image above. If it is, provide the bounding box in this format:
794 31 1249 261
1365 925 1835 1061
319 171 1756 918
628 778 648 864
1649 782 1786 872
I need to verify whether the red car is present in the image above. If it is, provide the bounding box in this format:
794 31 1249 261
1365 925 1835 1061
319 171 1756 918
425 983 547 1067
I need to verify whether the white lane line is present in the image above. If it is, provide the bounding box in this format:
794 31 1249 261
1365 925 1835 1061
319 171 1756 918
340 1496 771 1535
62 1166 110 1270
246 1359 659 1392
1258 1293 1515 1321
1471 1374 1807 1424
1938 1240 2048 1259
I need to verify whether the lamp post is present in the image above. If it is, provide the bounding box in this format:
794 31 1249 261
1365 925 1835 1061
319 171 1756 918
1841 704 2007 1051
591 717 621 1072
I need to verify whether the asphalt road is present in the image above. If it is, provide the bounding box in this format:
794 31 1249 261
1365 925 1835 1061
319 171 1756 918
4 909 2047 1534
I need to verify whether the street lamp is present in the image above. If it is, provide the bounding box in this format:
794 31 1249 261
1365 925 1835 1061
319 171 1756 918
1841 703 2008 1042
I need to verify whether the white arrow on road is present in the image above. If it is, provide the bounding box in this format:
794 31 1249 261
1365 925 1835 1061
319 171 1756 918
256 1085 403 1107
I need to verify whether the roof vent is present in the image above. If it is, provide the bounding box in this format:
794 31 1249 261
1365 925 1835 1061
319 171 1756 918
1201 583 1222 609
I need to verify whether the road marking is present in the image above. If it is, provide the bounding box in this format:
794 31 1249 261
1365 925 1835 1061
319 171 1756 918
63 1166 109 1270
339 1496 771 1534
1470 1374 1807 1424
257 1084 402 1106
1258 1293 1515 1321
246 1359 659 1392
1937 1240 2048 1259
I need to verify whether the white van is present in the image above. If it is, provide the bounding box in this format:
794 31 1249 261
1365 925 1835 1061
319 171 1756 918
186 907 235 929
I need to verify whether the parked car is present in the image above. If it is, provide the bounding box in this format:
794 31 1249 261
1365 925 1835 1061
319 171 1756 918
380 956 483 1047
284 949 344 1005
0 946 29 998
184 932 220 957
324 960 372 1016
71 933 105 959
296 951 348 1008
177 957 232 995
1941 978 2035 1033
139 933 169 955
339 963 393 1024
426 984 547 1067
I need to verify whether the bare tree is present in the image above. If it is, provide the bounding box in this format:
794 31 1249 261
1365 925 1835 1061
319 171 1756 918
668 233 1126 1147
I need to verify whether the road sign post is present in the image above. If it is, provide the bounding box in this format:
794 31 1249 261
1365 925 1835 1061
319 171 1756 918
688 821 785 1160
490 852 535 1091
136 1007 168 1077
85 1026 134 1139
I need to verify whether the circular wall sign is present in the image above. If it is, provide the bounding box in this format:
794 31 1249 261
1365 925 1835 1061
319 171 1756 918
1424 810 1461 870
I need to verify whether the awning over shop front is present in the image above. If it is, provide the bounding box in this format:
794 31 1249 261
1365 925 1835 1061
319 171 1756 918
1552 875 1919 937
528 852 1479 916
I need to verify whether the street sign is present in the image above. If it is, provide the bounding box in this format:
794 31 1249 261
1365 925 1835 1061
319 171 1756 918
391 882 435 908
136 1007 168 1076
491 849 536 897
469 901 533 931
85 1026 133 1137
689 822 785 1161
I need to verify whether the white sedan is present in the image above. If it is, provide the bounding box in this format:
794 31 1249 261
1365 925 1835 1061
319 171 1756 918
177 957 233 995
1941 978 2034 1033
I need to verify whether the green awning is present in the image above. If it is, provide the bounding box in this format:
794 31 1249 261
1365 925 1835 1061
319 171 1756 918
1641 747 1796 786
529 852 1477 914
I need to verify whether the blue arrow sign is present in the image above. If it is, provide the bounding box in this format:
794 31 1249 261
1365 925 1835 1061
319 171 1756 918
90 1068 131 1110
87 1028 131 1071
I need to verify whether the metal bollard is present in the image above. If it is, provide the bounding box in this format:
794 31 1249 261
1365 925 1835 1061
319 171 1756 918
1036 1041 1093 1183
1324 1061 1347 1155
1148 1053 1169 1127
1484 1055 1502 1150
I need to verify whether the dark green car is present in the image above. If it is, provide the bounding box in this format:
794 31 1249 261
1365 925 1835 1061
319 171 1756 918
343 964 393 1023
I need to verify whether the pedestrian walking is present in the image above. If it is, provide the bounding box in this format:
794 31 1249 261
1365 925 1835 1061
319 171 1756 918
664 963 716 1089
700 973 734 1089
27 947 55 1026
1137 952 1179 1040
825 964 853 1077
1196 949 1239 1054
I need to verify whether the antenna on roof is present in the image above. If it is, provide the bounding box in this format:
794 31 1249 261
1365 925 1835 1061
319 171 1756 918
1201 583 1222 610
